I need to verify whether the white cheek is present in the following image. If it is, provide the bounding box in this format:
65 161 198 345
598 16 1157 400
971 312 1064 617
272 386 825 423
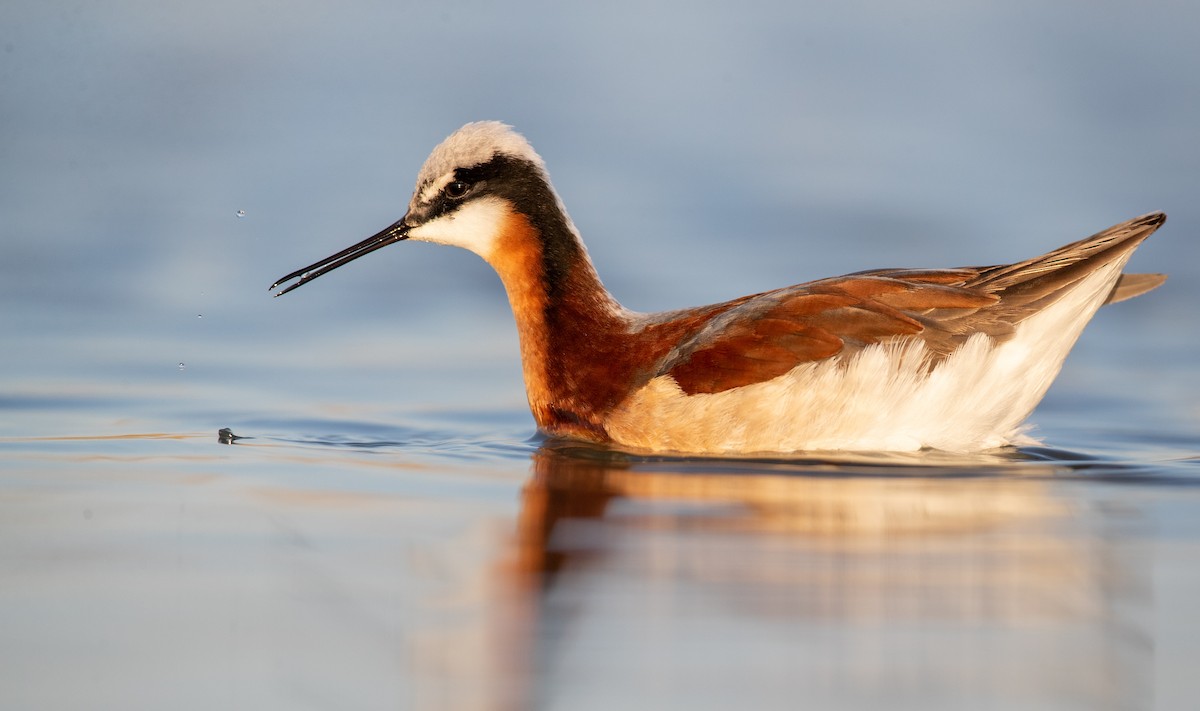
406 196 507 259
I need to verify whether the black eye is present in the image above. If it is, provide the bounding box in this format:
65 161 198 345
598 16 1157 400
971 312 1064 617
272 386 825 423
445 180 470 199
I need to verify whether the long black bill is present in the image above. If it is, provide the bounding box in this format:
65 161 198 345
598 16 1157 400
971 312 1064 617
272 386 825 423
269 219 410 297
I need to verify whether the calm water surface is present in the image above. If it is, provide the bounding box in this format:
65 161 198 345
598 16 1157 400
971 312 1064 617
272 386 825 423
3 360 1199 709
4 2 1200 709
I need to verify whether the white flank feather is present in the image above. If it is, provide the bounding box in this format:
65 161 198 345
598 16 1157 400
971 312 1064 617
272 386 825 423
605 259 1129 454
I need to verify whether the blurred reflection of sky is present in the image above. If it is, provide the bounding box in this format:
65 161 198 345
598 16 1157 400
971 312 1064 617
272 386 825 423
3 2 1197 316
3 1 1197 430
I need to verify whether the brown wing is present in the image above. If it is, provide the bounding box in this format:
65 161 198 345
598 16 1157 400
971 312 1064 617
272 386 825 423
663 275 997 394
662 212 1166 396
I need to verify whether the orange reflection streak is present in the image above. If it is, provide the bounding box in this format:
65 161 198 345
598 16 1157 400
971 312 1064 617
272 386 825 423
7 432 205 441
490 443 1148 708
512 443 1065 550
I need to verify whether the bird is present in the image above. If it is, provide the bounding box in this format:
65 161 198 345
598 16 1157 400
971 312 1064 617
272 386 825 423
271 121 1166 455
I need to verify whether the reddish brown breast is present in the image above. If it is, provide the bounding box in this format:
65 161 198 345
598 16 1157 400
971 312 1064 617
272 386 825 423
486 209 741 441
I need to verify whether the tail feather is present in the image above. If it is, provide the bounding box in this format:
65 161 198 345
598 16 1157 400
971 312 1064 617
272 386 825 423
964 211 1166 317
1104 272 1167 304
970 212 1164 292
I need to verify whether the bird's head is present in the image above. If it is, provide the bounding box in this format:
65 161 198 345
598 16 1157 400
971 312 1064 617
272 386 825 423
271 121 573 296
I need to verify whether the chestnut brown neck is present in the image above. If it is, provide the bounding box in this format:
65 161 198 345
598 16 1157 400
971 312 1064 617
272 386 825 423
486 209 637 440
485 206 745 443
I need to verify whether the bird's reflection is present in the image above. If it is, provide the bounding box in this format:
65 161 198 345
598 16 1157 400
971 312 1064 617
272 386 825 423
493 442 1149 711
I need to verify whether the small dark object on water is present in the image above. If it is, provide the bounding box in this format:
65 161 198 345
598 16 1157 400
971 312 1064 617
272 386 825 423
218 428 244 445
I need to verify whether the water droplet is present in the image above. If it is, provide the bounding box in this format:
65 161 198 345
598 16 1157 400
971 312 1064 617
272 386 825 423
178 362 186 370
236 209 246 218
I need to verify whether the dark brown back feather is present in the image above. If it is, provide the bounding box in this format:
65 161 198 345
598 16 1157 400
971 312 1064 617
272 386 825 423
662 212 1166 395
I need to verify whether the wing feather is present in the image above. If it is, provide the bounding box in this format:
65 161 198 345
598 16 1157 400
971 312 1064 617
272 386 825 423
661 213 1165 396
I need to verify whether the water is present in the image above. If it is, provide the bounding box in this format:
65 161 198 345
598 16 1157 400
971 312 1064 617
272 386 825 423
3 2 1200 710
4 406 1199 710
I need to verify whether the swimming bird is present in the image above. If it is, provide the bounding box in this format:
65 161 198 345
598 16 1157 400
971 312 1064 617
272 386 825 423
271 121 1165 455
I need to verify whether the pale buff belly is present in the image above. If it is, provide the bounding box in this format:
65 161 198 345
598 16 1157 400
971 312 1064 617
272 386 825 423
603 263 1125 455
